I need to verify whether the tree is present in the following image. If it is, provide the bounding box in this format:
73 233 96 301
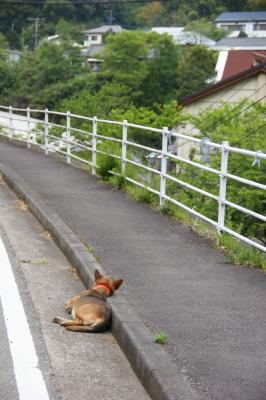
185 19 226 41
7 42 85 108
60 81 133 120
176 45 217 99
136 2 164 27
0 33 9 50
139 33 183 106
55 19 83 44
101 31 149 98
43 0 76 22
0 60 15 101
101 31 186 107
247 0 266 8
108 101 184 148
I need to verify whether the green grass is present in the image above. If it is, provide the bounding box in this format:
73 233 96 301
153 331 168 344
127 185 157 204
217 234 266 270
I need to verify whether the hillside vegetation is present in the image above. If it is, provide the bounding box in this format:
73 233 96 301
0 1 265 261
0 0 264 49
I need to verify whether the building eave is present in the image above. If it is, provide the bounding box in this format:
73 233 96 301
180 62 266 106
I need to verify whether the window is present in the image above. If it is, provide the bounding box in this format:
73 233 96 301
254 24 266 31
91 35 98 41
221 24 244 31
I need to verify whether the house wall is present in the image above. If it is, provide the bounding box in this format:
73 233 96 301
183 76 258 115
176 73 265 160
256 72 266 102
84 34 102 47
216 21 266 37
215 51 228 81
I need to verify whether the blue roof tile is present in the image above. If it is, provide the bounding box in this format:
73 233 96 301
215 11 266 22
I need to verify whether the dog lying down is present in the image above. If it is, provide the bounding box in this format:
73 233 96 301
53 269 123 333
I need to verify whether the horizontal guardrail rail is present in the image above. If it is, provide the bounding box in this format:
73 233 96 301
0 105 265 253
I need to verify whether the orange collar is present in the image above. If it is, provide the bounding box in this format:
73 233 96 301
94 284 110 296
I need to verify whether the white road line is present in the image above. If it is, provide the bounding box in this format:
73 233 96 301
0 237 50 400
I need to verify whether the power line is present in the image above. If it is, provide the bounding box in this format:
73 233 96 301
232 119 266 147
197 79 252 118
199 83 266 133
0 0 174 4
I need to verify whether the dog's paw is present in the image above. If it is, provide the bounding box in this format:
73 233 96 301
53 316 63 324
65 302 72 313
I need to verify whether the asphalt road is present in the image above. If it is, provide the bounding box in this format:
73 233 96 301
0 140 266 400
0 176 150 400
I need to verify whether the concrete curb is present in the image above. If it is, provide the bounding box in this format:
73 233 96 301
0 162 200 400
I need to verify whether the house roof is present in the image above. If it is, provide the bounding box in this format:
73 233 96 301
221 50 266 80
152 27 184 35
151 27 215 46
215 11 266 22
212 37 266 50
180 62 266 106
174 31 215 46
83 25 123 34
81 45 105 57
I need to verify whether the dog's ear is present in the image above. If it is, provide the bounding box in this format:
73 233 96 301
94 269 103 281
113 279 123 290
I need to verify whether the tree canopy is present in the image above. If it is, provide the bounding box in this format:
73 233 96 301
0 0 253 49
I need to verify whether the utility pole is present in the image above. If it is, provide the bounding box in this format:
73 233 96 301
106 9 114 26
21 26 25 49
27 17 44 49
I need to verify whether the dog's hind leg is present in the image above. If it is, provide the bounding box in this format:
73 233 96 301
53 317 82 326
65 318 108 333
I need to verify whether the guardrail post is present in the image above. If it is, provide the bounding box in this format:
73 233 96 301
66 111 71 164
26 107 31 148
92 116 97 175
122 120 128 175
44 109 49 155
8 106 13 141
160 127 168 207
218 141 229 234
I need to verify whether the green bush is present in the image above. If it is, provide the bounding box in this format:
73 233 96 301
97 141 121 179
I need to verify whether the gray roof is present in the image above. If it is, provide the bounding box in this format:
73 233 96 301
151 27 215 46
83 25 123 34
215 11 266 22
81 45 105 57
213 37 266 49
175 31 215 46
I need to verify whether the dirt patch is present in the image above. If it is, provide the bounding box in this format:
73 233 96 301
41 230 52 240
16 199 28 211
66 266 80 281
20 258 48 265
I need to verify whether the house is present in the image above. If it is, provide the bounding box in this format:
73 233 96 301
83 25 123 47
44 34 61 45
180 61 266 114
215 11 266 37
82 25 124 70
151 27 215 47
212 37 266 80
5 49 22 63
173 62 266 159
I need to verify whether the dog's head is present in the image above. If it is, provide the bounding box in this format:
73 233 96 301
92 269 123 296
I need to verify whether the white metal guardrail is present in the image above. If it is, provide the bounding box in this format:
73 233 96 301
0 105 265 253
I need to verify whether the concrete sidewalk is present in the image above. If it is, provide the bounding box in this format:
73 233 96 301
0 140 266 400
0 175 150 400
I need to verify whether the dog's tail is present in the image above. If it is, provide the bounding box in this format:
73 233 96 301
65 318 110 333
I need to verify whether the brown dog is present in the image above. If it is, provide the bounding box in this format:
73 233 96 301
53 269 123 332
